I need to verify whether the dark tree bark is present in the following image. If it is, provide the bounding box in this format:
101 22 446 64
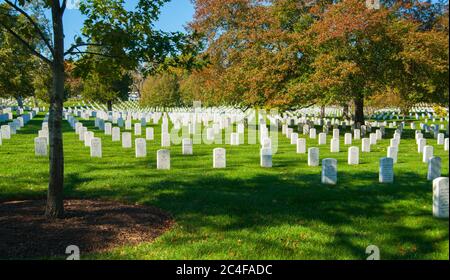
343 103 349 119
354 94 365 125
16 96 24 108
45 3 65 219
320 105 325 119
107 100 113 112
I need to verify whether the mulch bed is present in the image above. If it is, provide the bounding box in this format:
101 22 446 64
0 199 174 259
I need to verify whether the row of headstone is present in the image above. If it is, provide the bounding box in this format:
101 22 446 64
2 110 38 145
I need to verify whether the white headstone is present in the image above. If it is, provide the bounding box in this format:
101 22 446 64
332 129 339 139
422 145 433 163
134 123 142 136
387 146 398 164
344 133 352 145
433 177 449 218
213 148 226 168
417 138 426 153
79 127 87 141
322 158 337 185
369 133 377 145
125 119 132 130
260 148 272 168
286 128 293 138
90 137 102 158
318 133 326 145
34 137 47 156
1 125 11 139
390 138 399 148
354 129 361 140
38 130 49 145
309 128 317 139
290 133 298 145
379 157 394 183
330 138 340 153
122 132 132 148
308 147 319 167
84 131 94 147
104 123 112 135
348 146 359 165
157 149 170 170
376 129 382 140
135 138 147 158
75 122 83 134
362 138 371 152
112 127 121 142
297 138 306 154
437 133 444 145
146 127 154 140
427 157 441 181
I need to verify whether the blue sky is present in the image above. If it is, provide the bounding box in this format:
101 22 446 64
63 0 194 49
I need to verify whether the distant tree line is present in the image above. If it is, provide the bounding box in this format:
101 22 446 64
140 0 449 124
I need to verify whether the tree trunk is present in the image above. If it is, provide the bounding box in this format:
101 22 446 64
46 3 65 219
16 96 24 108
354 94 365 125
320 105 325 119
343 103 349 119
107 100 113 112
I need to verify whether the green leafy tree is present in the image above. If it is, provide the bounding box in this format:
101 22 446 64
0 0 184 218
32 60 52 104
74 46 133 111
141 72 181 108
288 0 448 123
0 3 46 107
81 70 132 111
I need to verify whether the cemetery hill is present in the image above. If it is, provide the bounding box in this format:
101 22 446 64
0 0 449 260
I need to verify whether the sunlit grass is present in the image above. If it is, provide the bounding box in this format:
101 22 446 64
0 112 448 260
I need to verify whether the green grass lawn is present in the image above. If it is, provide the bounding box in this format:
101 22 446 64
0 112 448 260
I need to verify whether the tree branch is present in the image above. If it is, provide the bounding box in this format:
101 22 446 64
64 42 104 56
0 21 52 65
61 0 67 13
4 0 54 56
66 50 119 59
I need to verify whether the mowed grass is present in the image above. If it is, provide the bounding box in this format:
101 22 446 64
0 112 448 260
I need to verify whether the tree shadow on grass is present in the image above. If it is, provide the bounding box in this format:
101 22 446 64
60 165 449 260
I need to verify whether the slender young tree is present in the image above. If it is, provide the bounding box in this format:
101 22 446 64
0 0 183 218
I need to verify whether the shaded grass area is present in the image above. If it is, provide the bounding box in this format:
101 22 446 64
0 112 448 260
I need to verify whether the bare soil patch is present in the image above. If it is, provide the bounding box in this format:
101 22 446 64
0 199 174 259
